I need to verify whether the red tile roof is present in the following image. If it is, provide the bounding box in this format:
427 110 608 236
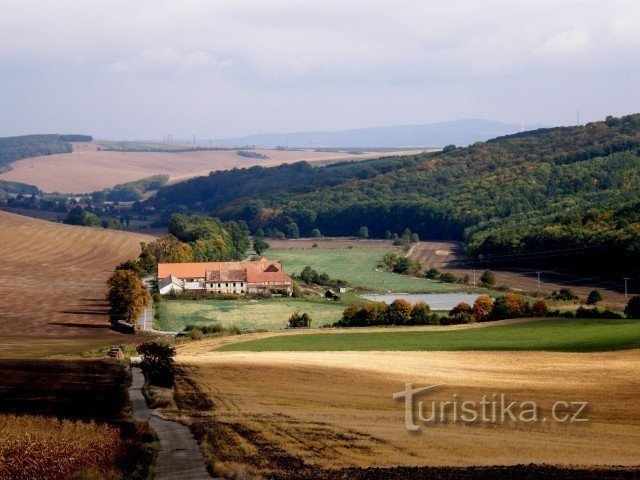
158 258 292 285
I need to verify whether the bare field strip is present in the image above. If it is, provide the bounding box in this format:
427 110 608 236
0 142 422 193
267 237 395 249
0 211 153 346
176 350 640 477
409 241 629 308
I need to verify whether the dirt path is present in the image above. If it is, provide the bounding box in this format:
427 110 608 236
129 367 216 480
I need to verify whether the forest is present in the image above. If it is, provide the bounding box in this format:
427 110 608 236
147 114 640 270
0 134 92 172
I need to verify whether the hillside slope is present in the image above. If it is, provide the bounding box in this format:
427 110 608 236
0 211 153 339
151 114 640 273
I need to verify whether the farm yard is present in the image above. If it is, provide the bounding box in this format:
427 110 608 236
0 211 152 356
156 297 345 332
270 247 461 293
175 336 640 479
0 141 420 193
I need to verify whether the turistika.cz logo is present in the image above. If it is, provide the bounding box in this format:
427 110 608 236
393 384 589 431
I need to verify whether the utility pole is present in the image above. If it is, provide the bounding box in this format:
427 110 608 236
473 269 476 287
536 271 542 292
623 278 630 300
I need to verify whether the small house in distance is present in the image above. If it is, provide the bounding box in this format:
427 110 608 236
157 257 293 295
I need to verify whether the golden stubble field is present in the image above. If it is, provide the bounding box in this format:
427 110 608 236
175 347 640 476
0 142 422 193
0 211 153 353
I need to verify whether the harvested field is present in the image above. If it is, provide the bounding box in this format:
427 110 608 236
0 141 420 193
0 211 153 349
409 241 631 309
176 349 640 479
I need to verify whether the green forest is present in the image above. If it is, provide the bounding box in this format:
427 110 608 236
148 114 640 270
0 134 92 172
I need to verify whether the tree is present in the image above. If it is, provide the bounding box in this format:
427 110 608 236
358 226 369 239
253 237 270 255
587 290 603 305
393 256 412 274
310 228 322 238
425 268 439 279
472 295 494 322
137 342 176 388
285 222 300 239
387 299 412 325
439 272 457 283
139 234 193 274
107 270 150 325
410 233 420 244
625 296 640 319
410 301 434 325
480 270 496 287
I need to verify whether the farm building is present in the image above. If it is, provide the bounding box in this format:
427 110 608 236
157 257 293 295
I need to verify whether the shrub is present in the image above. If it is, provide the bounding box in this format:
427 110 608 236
551 288 578 301
448 302 473 323
480 270 496 287
576 307 624 319
410 301 433 325
188 328 203 340
289 312 312 328
425 268 440 279
586 290 603 305
472 295 494 322
137 341 176 388
624 296 640 319
492 292 529 320
439 272 457 283
529 298 549 317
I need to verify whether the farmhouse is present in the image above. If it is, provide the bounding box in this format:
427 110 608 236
157 257 293 295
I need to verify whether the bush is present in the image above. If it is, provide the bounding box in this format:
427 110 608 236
586 290 603 305
575 307 624 319
480 270 496 287
624 296 640 319
439 272 457 283
425 268 440 279
289 312 312 328
410 301 433 325
551 288 578 301
448 302 473 323
492 292 529 320
137 342 176 388
529 298 549 317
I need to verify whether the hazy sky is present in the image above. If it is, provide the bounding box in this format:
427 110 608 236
1 0 639 139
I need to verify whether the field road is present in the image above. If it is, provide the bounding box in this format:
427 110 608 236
129 367 217 480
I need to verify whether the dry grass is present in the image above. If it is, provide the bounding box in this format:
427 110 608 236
0 142 421 193
0 414 123 480
175 349 640 477
409 241 629 309
266 237 395 249
0 211 153 349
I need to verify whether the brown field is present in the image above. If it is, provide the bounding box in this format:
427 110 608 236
409 241 630 309
175 348 640 479
0 211 153 355
266 237 394 249
0 142 422 193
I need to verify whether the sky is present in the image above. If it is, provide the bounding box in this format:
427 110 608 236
1 0 639 139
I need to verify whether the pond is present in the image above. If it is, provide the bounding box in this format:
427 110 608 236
360 293 482 311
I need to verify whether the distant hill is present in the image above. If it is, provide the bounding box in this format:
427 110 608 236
213 119 547 148
0 134 92 172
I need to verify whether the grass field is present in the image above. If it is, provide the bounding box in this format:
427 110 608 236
215 319 640 352
271 247 459 293
157 298 345 331
0 141 420 193
176 347 640 478
0 211 153 351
